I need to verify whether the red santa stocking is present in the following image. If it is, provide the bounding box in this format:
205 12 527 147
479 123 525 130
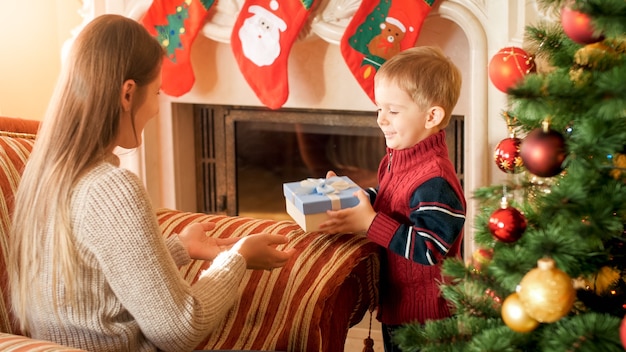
340 0 435 103
231 0 316 110
141 0 216 97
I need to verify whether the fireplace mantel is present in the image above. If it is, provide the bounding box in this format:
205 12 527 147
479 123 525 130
75 0 545 259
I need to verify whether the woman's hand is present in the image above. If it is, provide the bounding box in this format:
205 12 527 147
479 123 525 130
179 222 296 270
232 234 296 271
178 222 239 261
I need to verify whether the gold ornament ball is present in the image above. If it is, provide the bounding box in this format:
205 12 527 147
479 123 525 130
570 42 619 86
574 42 619 71
611 153 626 181
577 266 621 295
518 258 576 323
501 292 540 333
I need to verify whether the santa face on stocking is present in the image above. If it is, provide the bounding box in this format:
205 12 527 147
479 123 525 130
231 0 316 109
238 4 287 67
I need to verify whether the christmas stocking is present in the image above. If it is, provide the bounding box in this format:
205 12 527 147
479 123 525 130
141 0 216 97
231 0 316 110
340 0 435 103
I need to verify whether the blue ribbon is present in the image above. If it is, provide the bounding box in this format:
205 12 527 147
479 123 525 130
298 176 355 195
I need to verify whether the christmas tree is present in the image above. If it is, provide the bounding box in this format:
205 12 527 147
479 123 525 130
394 0 626 350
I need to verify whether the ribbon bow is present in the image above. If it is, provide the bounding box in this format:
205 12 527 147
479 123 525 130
299 176 355 195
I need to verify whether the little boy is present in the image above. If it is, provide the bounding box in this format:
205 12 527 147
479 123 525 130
319 46 466 352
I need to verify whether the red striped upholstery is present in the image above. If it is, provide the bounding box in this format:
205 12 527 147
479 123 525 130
0 333 84 351
157 210 380 351
0 117 39 136
0 117 381 351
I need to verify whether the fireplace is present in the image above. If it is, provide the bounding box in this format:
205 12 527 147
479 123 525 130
193 105 464 219
102 0 505 262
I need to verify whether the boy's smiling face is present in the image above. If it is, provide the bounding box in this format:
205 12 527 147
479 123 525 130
374 78 443 150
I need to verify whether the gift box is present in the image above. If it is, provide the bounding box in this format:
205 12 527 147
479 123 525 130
283 176 366 232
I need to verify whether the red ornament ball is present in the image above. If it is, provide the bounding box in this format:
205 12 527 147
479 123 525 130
561 6 603 44
520 127 567 177
488 47 535 93
494 137 524 173
489 205 527 243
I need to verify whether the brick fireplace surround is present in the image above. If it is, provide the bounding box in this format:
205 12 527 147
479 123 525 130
71 0 544 349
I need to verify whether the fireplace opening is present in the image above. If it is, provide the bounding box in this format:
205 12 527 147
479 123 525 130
194 105 463 220
235 116 384 220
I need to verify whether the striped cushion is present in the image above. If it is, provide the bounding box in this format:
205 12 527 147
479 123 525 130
0 333 85 351
157 209 380 352
0 132 36 335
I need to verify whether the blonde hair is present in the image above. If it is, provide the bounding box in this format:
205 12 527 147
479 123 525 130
9 14 163 334
375 46 462 128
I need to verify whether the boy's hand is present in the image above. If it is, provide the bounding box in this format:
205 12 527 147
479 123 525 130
318 190 376 234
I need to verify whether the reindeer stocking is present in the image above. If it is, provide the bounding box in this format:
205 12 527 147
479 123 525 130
340 0 435 102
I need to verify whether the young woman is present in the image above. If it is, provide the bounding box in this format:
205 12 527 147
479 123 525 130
9 14 294 351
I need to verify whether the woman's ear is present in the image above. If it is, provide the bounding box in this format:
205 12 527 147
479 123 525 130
425 106 445 129
120 79 136 112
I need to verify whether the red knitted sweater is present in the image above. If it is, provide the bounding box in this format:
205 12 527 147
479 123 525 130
366 130 466 325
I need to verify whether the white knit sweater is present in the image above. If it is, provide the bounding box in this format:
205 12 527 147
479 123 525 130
27 162 246 351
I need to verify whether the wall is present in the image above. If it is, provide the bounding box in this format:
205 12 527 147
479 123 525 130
0 0 81 120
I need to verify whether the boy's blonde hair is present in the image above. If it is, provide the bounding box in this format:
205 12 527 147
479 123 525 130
375 46 462 128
